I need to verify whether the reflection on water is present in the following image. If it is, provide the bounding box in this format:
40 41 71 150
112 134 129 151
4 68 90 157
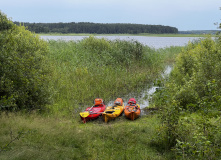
41 35 200 49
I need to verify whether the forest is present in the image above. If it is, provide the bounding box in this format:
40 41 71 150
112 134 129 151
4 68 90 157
13 21 178 34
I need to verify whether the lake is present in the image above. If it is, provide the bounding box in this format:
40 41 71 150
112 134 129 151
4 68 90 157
40 35 201 49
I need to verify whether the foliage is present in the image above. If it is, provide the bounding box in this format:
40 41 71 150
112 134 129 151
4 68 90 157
46 36 170 114
13 21 178 34
172 114 221 159
0 12 14 31
151 35 221 159
0 11 51 111
168 36 221 111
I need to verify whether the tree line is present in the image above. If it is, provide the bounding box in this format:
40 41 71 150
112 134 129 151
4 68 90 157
13 22 178 34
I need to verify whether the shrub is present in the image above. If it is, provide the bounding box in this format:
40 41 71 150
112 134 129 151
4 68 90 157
0 12 51 111
166 36 221 111
0 11 14 31
151 35 221 158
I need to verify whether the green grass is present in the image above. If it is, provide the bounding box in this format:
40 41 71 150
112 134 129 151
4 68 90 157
46 37 182 115
0 112 170 160
0 37 183 159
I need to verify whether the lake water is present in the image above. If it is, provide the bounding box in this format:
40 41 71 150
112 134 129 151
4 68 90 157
40 35 200 49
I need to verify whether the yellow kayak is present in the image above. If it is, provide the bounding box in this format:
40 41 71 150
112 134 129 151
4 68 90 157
102 98 124 123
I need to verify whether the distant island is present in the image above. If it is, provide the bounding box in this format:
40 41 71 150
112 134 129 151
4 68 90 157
13 22 178 34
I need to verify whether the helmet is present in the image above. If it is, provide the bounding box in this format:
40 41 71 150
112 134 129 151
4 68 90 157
94 98 103 106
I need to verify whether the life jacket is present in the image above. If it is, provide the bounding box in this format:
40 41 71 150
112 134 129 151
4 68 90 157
94 98 104 106
114 98 123 106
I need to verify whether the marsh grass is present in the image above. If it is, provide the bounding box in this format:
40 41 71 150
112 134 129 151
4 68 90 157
46 37 182 115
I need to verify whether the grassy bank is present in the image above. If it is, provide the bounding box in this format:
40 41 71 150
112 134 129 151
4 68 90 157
0 112 171 160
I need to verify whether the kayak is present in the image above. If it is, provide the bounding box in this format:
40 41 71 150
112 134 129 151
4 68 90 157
102 98 124 123
124 104 141 120
80 98 106 123
124 98 141 120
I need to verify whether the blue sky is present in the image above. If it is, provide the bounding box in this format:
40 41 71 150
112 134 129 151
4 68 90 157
1 0 220 31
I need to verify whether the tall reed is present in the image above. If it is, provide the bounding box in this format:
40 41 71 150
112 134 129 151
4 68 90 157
46 36 182 115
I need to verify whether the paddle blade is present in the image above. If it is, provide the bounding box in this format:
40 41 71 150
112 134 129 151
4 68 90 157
80 111 90 118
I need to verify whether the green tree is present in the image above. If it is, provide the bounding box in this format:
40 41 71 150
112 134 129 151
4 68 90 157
0 11 14 31
151 36 221 158
0 11 51 111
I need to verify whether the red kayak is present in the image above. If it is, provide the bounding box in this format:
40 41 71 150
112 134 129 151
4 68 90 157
80 98 106 123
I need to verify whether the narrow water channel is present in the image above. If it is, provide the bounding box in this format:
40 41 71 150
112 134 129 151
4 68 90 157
106 65 172 113
138 65 172 113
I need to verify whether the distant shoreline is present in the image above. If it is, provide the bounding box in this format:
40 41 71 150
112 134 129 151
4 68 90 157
37 33 214 37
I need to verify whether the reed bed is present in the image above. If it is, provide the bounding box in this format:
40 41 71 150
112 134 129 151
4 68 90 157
46 36 182 116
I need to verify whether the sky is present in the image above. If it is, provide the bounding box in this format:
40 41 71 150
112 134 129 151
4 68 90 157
1 0 220 31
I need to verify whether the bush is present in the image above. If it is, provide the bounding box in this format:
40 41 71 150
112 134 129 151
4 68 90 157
0 12 51 111
165 36 221 111
151 36 221 158
0 12 14 31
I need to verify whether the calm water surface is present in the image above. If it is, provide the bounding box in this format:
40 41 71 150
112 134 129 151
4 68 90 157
41 35 200 49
